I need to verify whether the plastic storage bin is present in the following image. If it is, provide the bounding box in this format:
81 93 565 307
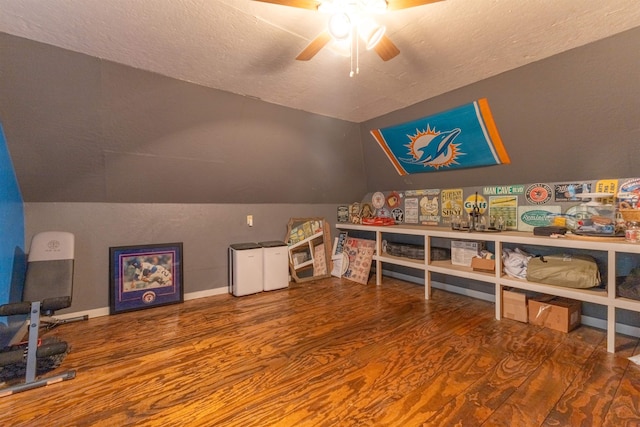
228 242 263 297
259 241 289 291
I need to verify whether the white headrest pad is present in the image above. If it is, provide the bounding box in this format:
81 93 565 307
28 231 75 262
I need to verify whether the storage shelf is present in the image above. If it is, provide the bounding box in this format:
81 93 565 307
289 231 324 250
498 275 609 304
614 296 640 311
375 254 426 270
429 260 496 283
293 259 314 269
337 223 640 354
289 231 324 272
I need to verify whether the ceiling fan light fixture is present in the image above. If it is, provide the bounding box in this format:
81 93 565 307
360 0 388 14
330 38 352 57
328 12 352 40
359 17 386 49
364 24 385 49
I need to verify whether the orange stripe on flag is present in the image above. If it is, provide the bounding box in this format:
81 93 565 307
370 129 407 175
478 98 510 164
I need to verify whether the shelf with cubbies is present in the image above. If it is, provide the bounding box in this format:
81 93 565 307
286 217 332 283
337 223 640 353
288 230 324 270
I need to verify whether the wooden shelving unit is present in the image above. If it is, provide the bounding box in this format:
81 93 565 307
286 217 332 283
288 230 324 270
337 223 640 353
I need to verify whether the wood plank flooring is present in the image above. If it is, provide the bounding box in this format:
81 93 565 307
1 277 640 426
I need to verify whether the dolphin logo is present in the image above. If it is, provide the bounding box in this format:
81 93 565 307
400 128 461 165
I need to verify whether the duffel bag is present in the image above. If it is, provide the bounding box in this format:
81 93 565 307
526 253 600 288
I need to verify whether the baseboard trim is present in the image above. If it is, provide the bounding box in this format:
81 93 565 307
56 287 229 320
184 287 229 301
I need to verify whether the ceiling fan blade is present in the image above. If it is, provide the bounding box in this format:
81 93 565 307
296 31 332 61
385 0 444 11
252 0 321 10
374 35 400 61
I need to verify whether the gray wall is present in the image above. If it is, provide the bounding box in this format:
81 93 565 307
0 33 367 204
360 27 640 192
25 202 341 313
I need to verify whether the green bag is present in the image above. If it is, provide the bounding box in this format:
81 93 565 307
526 253 601 289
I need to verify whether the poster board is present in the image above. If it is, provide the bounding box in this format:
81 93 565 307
342 237 376 285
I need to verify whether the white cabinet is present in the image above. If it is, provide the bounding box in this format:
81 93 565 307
228 243 263 297
337 223 640 353
260 241 289 291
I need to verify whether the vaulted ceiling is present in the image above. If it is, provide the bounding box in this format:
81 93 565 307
1 0 639 122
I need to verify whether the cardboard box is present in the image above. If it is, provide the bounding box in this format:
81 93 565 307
528 296 581 333
471 257 495 272
502 289 528 323
451 240 484 266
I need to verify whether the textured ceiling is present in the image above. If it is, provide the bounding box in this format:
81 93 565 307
1 0 640 122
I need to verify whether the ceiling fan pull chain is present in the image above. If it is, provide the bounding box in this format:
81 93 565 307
356 25 360 75
350 26 355 77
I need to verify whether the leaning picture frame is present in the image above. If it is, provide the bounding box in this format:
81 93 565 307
109 242 184 315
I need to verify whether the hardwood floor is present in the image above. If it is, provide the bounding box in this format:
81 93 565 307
1 277 640 426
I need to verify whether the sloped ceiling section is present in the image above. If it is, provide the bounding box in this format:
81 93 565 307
2 1 640 204
1 0 639 122
0 34 367 203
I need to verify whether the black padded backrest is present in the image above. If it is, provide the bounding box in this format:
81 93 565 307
23 260 74 311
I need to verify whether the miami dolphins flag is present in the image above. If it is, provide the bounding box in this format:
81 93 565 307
370 98 510 175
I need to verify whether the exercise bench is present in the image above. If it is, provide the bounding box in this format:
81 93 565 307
0 231 86 396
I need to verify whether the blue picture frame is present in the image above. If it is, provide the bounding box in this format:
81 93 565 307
109 242 183 314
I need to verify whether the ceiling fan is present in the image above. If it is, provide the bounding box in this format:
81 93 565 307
254 0 444 63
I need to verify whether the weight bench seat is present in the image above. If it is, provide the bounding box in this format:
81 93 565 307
23 231 74 313
0 231 82 396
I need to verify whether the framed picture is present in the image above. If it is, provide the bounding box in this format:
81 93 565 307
109 242 183 315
